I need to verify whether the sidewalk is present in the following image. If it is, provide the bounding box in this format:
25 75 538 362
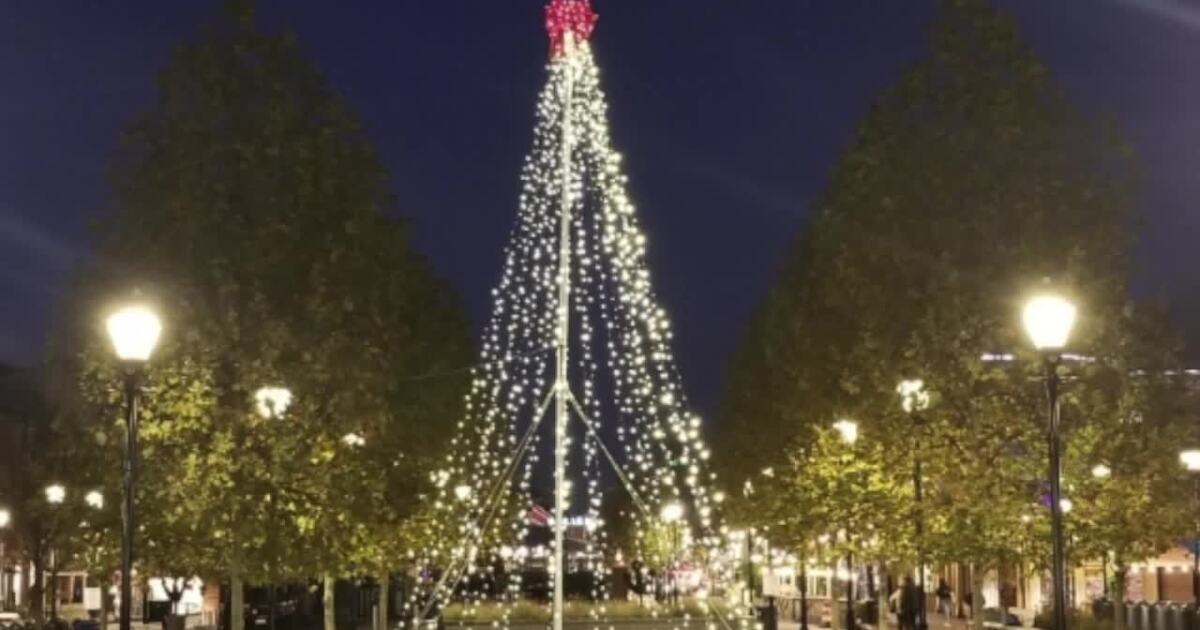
778 611 988 630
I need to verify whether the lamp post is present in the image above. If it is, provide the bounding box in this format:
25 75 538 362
254 386 292 630
1180 450 1200 604
0 508 8 612
898 379 931 630
833 421 858 630
661 502 683 607
1090 465 1111 598
1022 292 1076 630
106 302 163 630
45 484 65 621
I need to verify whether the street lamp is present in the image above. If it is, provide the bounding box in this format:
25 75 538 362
898 379 930 630
831 422 858 630
1181 449 1200 604
106 301 162 630
661 502 683 606
1023 291 1076 630
45 484 66 621
1091 464 1111 480
253 386 291 630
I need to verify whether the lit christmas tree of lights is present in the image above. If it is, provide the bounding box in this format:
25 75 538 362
419 1 723 626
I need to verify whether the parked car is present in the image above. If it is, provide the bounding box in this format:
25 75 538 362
220 586 300 630
0 612 23 630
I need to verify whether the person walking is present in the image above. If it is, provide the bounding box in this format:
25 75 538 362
936 580 953 617
900 578 921 630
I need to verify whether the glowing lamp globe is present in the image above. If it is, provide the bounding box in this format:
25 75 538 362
1181 449 1200 472
106 305 162 363
454 485 473 502
85 490 105 509
1059 498 1073 514
660 501 684 523
1091 464 1111 479
45 484 66 505
0 508 10 528
833 419 859 445
1022 294 1077 351
897 379 930 413
254 387 293 419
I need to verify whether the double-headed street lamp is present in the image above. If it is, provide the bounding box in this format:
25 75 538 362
1179 449 1200 604
898 379 931 630
1022 292 1077 630
106 302 163 630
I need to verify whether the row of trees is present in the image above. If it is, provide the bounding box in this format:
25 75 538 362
4 2 471 629
714 1 1198 628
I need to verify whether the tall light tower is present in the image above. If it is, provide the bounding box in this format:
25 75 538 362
544 2 597 628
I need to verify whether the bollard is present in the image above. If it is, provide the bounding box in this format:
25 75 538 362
1135 601 1151 630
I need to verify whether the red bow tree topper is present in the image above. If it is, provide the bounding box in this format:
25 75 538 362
545 0 597 57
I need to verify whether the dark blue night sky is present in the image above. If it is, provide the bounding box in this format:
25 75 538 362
1 1 1197 417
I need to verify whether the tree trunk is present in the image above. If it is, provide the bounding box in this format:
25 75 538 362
231 574 244 630
875 565 889 630
100 577 112 630
323 574 336 630
377 572 390 630
970 566 986 630
30 553 45 624
1113 567 1128 630
831 574 843 630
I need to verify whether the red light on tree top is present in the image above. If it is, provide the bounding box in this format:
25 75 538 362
545 0 597 57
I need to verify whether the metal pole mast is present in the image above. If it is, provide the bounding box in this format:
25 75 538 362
552 30 577 630
1046 359 1068 630
120 371 140 630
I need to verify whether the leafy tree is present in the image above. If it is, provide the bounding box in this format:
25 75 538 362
0 366 101 624
54 3 470 630
715 0 1192 622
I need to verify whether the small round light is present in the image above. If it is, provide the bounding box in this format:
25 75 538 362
660 501 683 523
832 419 859 445
85 491 105 509
254 387 293 419
897 379 930 413
1091 464 1111 479
45 484 66 505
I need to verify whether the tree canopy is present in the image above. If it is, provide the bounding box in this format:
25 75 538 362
55 0 472 588
715 0 1193 590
